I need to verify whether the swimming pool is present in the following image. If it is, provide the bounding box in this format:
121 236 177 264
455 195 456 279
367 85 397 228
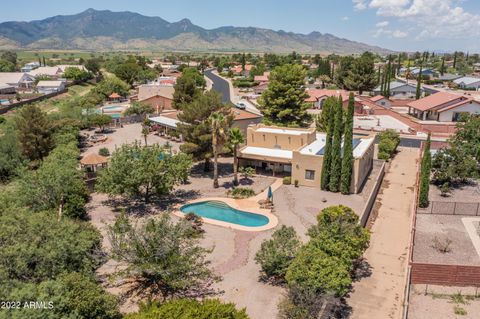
102 105 125 112
180 200 269 227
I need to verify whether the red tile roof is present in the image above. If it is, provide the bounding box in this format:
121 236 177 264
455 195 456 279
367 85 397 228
369 95 385 102
306 89 350 102
407 92 472 112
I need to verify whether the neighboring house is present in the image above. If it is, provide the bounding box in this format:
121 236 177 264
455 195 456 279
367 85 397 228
136 85 175 112
369 95 392 108
306 89 365 114
147 76 176 86
306 89 349 109
57 65 87 73
28 66 62 78
36 80 66 94
0 72 35 89
453 76 480 90
407 91 480 122
410 68 436 77
238 124 374 193
231 108 263 134
20 62 40 73
437 73 462 82
374 81 421 99
231 64 253 76
0 84 15 94
253 82 269 95
149 108 263 136
253 72 270 83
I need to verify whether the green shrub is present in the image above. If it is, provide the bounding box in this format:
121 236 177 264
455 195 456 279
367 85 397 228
283 176 291 185
126 299 249 319
230 187 255 199
98 147 110 156
0 116 5 124
255 225 301 282
377 130 400 160
294 179 299 187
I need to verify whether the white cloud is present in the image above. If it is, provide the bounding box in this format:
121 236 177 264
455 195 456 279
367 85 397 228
392 30 408 38
376 21 389 27
354 0 480 39
353 0 367 10
374 27 409 38
342 16 350 21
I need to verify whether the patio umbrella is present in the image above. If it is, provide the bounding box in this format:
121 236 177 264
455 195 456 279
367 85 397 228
267 186 273 202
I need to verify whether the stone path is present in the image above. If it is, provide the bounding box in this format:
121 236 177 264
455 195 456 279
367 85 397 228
348 147 419 319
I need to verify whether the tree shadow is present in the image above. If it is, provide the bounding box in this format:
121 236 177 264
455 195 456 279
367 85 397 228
190 161 233 178
352 257 372 282
100 189 200 217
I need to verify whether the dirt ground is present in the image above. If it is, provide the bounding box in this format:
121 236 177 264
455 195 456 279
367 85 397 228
408 284 480 319
413 214 480 266
81 123 182 156
348 147 419 319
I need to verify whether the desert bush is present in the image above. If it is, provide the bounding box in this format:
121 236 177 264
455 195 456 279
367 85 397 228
377 130 400 160
283 176 292 185
230 187 255 199
98 147 110 156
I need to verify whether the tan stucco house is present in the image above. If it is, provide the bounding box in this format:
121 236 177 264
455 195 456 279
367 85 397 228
238 124 375 193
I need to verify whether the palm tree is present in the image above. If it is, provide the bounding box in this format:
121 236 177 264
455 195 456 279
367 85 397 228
228 127 245 186
318 74 331 89
141 119 151 146
209 112 229 188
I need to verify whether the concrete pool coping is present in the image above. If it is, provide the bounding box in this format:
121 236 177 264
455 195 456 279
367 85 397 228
172 179 283 231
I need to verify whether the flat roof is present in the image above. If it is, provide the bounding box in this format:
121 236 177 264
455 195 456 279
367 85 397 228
256 127 307 136
149 115 180 129
300 133 373 158
240 146 293 160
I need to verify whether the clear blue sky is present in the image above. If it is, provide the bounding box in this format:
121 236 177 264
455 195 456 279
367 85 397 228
1 0 479 52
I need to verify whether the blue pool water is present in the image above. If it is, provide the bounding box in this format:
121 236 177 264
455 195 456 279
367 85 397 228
103 105 124 111
180 201 269 227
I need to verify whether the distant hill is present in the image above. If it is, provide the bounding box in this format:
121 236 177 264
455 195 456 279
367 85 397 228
0 9 392 54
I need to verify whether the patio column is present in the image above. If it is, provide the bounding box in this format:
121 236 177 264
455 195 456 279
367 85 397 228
422 112 427 121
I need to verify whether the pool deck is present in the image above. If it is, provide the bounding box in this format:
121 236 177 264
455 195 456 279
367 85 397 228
172 178 283 231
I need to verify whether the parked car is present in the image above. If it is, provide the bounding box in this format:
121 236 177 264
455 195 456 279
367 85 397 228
235 102 247 109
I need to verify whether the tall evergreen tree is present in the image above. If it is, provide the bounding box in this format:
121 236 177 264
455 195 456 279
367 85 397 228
440 57 445 76
328 97 343 192
15 104 53 162
416 64 423 100
258 64 311 127
320 97 336 190
340 93 355 194
418 134 432 208
453 51 458 69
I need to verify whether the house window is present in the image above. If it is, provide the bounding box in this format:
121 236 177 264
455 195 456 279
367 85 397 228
305 170 315 180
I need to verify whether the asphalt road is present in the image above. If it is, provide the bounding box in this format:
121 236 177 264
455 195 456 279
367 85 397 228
373 135 422 148
204 69 423 149
204 69 232 104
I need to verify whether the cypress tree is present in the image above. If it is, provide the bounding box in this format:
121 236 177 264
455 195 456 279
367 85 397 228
386 69 391 98
42 56 46 67
320 97 336 190
396 54 401 76
440 57 445 76
418 134 431 208
340 93 355 194
380 68 385 95
453 51 457 69
328 96 343 192
416 64 423 100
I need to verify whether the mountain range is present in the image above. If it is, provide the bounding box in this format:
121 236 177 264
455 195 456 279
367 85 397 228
0 9 392 54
